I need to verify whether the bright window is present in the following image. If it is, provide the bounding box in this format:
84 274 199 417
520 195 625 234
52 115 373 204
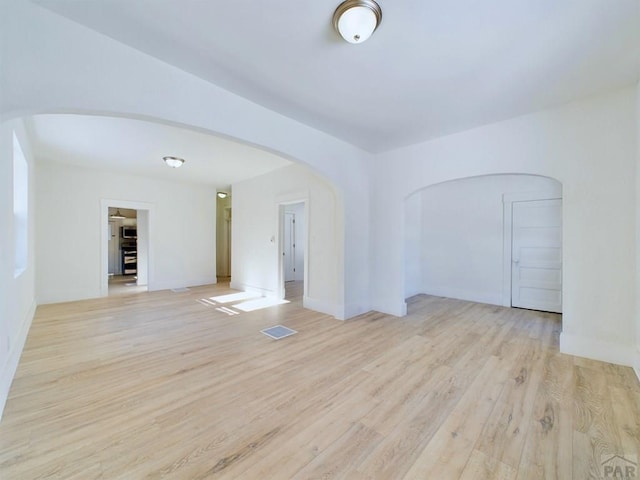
13 132 28 277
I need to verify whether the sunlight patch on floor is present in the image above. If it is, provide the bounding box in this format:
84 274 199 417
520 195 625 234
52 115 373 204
216 306 240 316
233 297 289 312
197 298 217 307
210 292 260 303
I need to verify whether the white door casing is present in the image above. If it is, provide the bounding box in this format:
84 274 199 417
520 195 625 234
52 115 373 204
108 220 119 275
511 199 562 313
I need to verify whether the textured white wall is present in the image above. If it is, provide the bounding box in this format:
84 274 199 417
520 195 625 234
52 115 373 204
373 87 637 367
36 161 217 304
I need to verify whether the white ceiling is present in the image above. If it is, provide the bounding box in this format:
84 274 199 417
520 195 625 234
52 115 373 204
28 114 291 189
31 0 640 152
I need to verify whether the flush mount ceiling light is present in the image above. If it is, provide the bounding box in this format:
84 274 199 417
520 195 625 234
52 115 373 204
217 192 228 199
110 209 126 219
332 0 382 44
163 156 185 168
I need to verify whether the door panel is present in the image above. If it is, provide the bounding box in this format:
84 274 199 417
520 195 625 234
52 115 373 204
511 199 562 313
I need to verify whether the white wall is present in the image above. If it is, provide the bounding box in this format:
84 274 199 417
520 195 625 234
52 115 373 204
232 164 340 317
284 202 305 281
0 118 37 418
415 175 561 306
36 161 217 303
372 87 637 367
1 0 371 319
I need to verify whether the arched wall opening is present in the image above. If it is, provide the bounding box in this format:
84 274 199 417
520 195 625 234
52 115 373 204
13 111 347 318
404 174 562 313
1 0 374 319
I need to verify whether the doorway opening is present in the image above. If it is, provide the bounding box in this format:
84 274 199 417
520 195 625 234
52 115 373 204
280 201 306 302
101 199 153 297
216 193 232 285
502 192 562 313
107 206 148 296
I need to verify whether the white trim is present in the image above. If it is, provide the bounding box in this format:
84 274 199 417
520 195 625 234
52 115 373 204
560 332 635 367
373 300 407 318
342 302 370 320
634 350 640 383
501 190 562 308
502 190 561 204
303 296 338 319
229 281 275 298
0 300 36 420
424 287 503 308
149 276 217 292
100 199 155 297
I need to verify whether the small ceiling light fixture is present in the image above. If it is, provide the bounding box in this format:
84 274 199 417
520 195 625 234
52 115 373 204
163 156 185 168
332 0 382 44
110 209 126 219
217 192 228 199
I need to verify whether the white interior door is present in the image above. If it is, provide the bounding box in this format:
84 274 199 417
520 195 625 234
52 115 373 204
511 199 562 313
283 212 296 282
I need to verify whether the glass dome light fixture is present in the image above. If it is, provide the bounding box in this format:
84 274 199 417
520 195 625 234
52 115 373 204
163 156 185 168
332 0 382 44
217 192 228 199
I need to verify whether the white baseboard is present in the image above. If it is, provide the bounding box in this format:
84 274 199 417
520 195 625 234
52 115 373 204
303 296 339 319
341 302 371 321
371 300 407 318
422 287 503 308
39 288 101 305
0 301 36 420
229 281 275 298
560 332 635 367
150 276 217 292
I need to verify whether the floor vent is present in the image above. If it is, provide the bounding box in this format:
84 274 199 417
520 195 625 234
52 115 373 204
261 325 297 340
172 287 190 293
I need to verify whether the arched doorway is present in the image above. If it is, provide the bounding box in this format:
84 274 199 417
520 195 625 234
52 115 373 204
404 174 562 312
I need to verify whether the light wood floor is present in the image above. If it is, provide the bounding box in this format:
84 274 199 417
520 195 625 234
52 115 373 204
108 275 148 296
1 284 639 479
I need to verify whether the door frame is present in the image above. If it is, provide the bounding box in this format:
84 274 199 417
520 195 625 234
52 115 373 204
108 220 119 275
501 190 562 308
283 211 296 282
100 199 155 297
276 194 308 302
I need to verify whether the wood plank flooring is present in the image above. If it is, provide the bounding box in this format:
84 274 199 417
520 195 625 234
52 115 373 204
1 284 639 479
